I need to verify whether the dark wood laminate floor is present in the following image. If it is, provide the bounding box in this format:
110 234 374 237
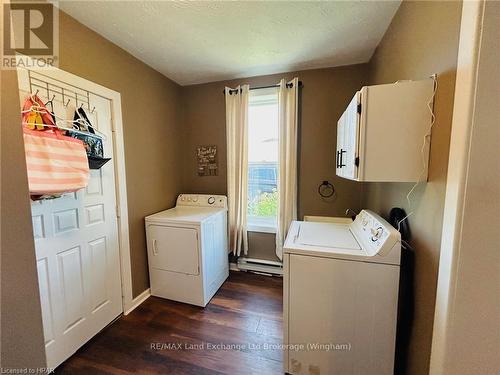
56 271 284 375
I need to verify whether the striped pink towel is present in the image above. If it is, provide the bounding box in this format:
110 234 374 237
23 127 89 195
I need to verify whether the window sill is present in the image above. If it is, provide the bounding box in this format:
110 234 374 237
247 216 277 234
247 224 276 234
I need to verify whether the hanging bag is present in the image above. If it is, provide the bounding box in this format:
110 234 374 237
23 127 90 195
21 96 89 195
68 107 111 169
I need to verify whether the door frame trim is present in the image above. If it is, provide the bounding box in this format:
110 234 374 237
430 1 499 372
17 57 135 314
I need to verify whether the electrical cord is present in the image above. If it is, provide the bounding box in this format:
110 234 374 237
396 74 438 233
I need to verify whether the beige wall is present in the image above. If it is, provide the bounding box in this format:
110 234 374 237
58 12 183 296
181 66 368 260
363 1 462 374
0 69 47 369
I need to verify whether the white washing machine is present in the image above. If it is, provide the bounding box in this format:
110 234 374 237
283 210 401 375
145 194 228 307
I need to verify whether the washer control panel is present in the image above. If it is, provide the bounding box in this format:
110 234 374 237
177 194 227 209
350 210 400 257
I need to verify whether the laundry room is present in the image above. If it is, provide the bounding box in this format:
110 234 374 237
1 1 499 375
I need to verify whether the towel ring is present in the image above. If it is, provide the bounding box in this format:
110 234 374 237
318 180 335 198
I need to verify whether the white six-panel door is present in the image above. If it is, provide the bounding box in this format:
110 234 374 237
18 69 123 369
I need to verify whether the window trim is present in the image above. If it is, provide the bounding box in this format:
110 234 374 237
247 223 277 234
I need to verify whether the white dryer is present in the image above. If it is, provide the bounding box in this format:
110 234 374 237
283 210 401 375
145 194 228 307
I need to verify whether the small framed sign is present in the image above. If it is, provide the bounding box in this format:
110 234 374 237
196 145 218 176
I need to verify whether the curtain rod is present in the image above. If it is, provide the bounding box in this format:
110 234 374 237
222 81 303 95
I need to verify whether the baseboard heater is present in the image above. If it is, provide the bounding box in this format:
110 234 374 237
235 257 283 276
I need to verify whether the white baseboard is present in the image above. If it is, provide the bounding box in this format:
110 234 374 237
229 262 240 271
124 288 151 315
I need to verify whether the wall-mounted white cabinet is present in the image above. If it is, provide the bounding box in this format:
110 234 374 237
336 79 434 182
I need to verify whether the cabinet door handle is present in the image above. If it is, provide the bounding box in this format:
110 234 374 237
152 239 158 256
339 149 346 168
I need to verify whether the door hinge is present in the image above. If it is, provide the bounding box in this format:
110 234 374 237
116 205 120 218
355 157 360 167
357 103 362 114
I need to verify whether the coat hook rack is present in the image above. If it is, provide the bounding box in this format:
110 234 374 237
28 69 97 115
46 94 56 104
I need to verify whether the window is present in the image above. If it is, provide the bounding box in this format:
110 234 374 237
247 88 279 233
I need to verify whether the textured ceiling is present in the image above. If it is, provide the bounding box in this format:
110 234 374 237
58 1 400 86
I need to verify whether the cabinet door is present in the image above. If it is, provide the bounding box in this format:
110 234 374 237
336 110 347 178
343 93 360 180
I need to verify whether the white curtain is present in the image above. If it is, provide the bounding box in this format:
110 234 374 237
225 85 250 256
276 78 299 260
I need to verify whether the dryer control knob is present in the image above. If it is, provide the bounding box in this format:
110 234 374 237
371 226 384 241
208 197 215 205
